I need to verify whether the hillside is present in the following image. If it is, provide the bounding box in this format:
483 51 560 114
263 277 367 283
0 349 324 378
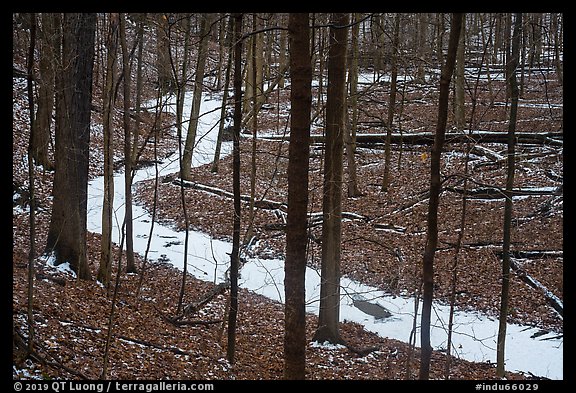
13 13 563 382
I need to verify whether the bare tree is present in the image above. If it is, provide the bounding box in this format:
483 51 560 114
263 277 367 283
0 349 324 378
382 12 401 192
45 13 96 280
284 12 312 380
496 12 522 379
31 13 57 171
227 12 243 364
26 11 37 354
419 13 463 380
181 14 213 180
119 13 137 274
313 12 349 345
97 13 119 287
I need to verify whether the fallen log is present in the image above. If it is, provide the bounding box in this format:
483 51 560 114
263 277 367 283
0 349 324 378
262 130 563 147
172 179 285 210
445 185 562 199
510 259 563 317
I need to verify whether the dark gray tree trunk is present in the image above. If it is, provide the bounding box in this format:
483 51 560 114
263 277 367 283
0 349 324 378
26 11 37 354
211 17 233 174
496 12 522 379
119 13 136 274
313 13 349 345
284 12 312 380
382 13 401 192
419 13 463 380
182 14 212 180
227 12 243 364
97 13 119 287
45 13 96 280
31 13 57 171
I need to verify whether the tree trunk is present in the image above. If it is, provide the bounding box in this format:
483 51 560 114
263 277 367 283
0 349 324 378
227 12 243 364
156 13 173 93
119 13 136 274
26 11 37 355
131 14 145 166
181 14 212 180
31 13 56 171
45 13 96 280
345 12 361 198
454 16 466 130
284 12 312 380
244 13 259 244
419 13 463 380
211 16 233 173
313 13 349 345
97 13 119 287
496 12 522 379
382 13 401 192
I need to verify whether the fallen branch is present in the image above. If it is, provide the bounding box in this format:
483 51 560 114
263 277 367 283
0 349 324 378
262 130 563 147
510 259 563 317
172 179 285 210
156 282 229 327
445 185 562 199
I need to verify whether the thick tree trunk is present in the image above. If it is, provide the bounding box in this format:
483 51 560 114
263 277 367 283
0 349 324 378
419 13 463 380
284 12 312 380
313 13 349 345
45 13 96 280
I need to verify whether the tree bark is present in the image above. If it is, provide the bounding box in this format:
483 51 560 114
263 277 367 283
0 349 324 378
345 12 361 198
284 12 312 380
31 13 56 170
119 13 136 274
211 19 233 173
45 13 96 280
97 13 119 287
26 11 37 355
227 12 243 364
181 14 212 180
382 13 401 192
419 13 463 380
497 12 522 379
313 13 349 345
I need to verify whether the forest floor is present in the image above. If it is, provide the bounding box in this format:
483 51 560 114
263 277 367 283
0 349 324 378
12 65 563 381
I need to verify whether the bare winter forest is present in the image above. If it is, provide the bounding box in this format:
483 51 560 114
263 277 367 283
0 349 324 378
12 13 563 382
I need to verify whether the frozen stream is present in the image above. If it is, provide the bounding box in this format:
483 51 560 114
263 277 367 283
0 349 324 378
86 92 562 380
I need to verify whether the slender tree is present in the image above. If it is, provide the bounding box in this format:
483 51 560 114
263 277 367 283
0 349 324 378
227 12 243 364
45 13 96 280
454 16 466 130
119 13 137 274
31 13 56 171
419 13 463 380
284 12 312 380
211 17 233 173
496 12 522 379
313 13 349 345
344 12 361 198
181 13 213 180
97 13 119 287
26 11 37 354
382 12 401 192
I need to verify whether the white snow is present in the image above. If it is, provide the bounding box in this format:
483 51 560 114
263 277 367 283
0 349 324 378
85 89 563 380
